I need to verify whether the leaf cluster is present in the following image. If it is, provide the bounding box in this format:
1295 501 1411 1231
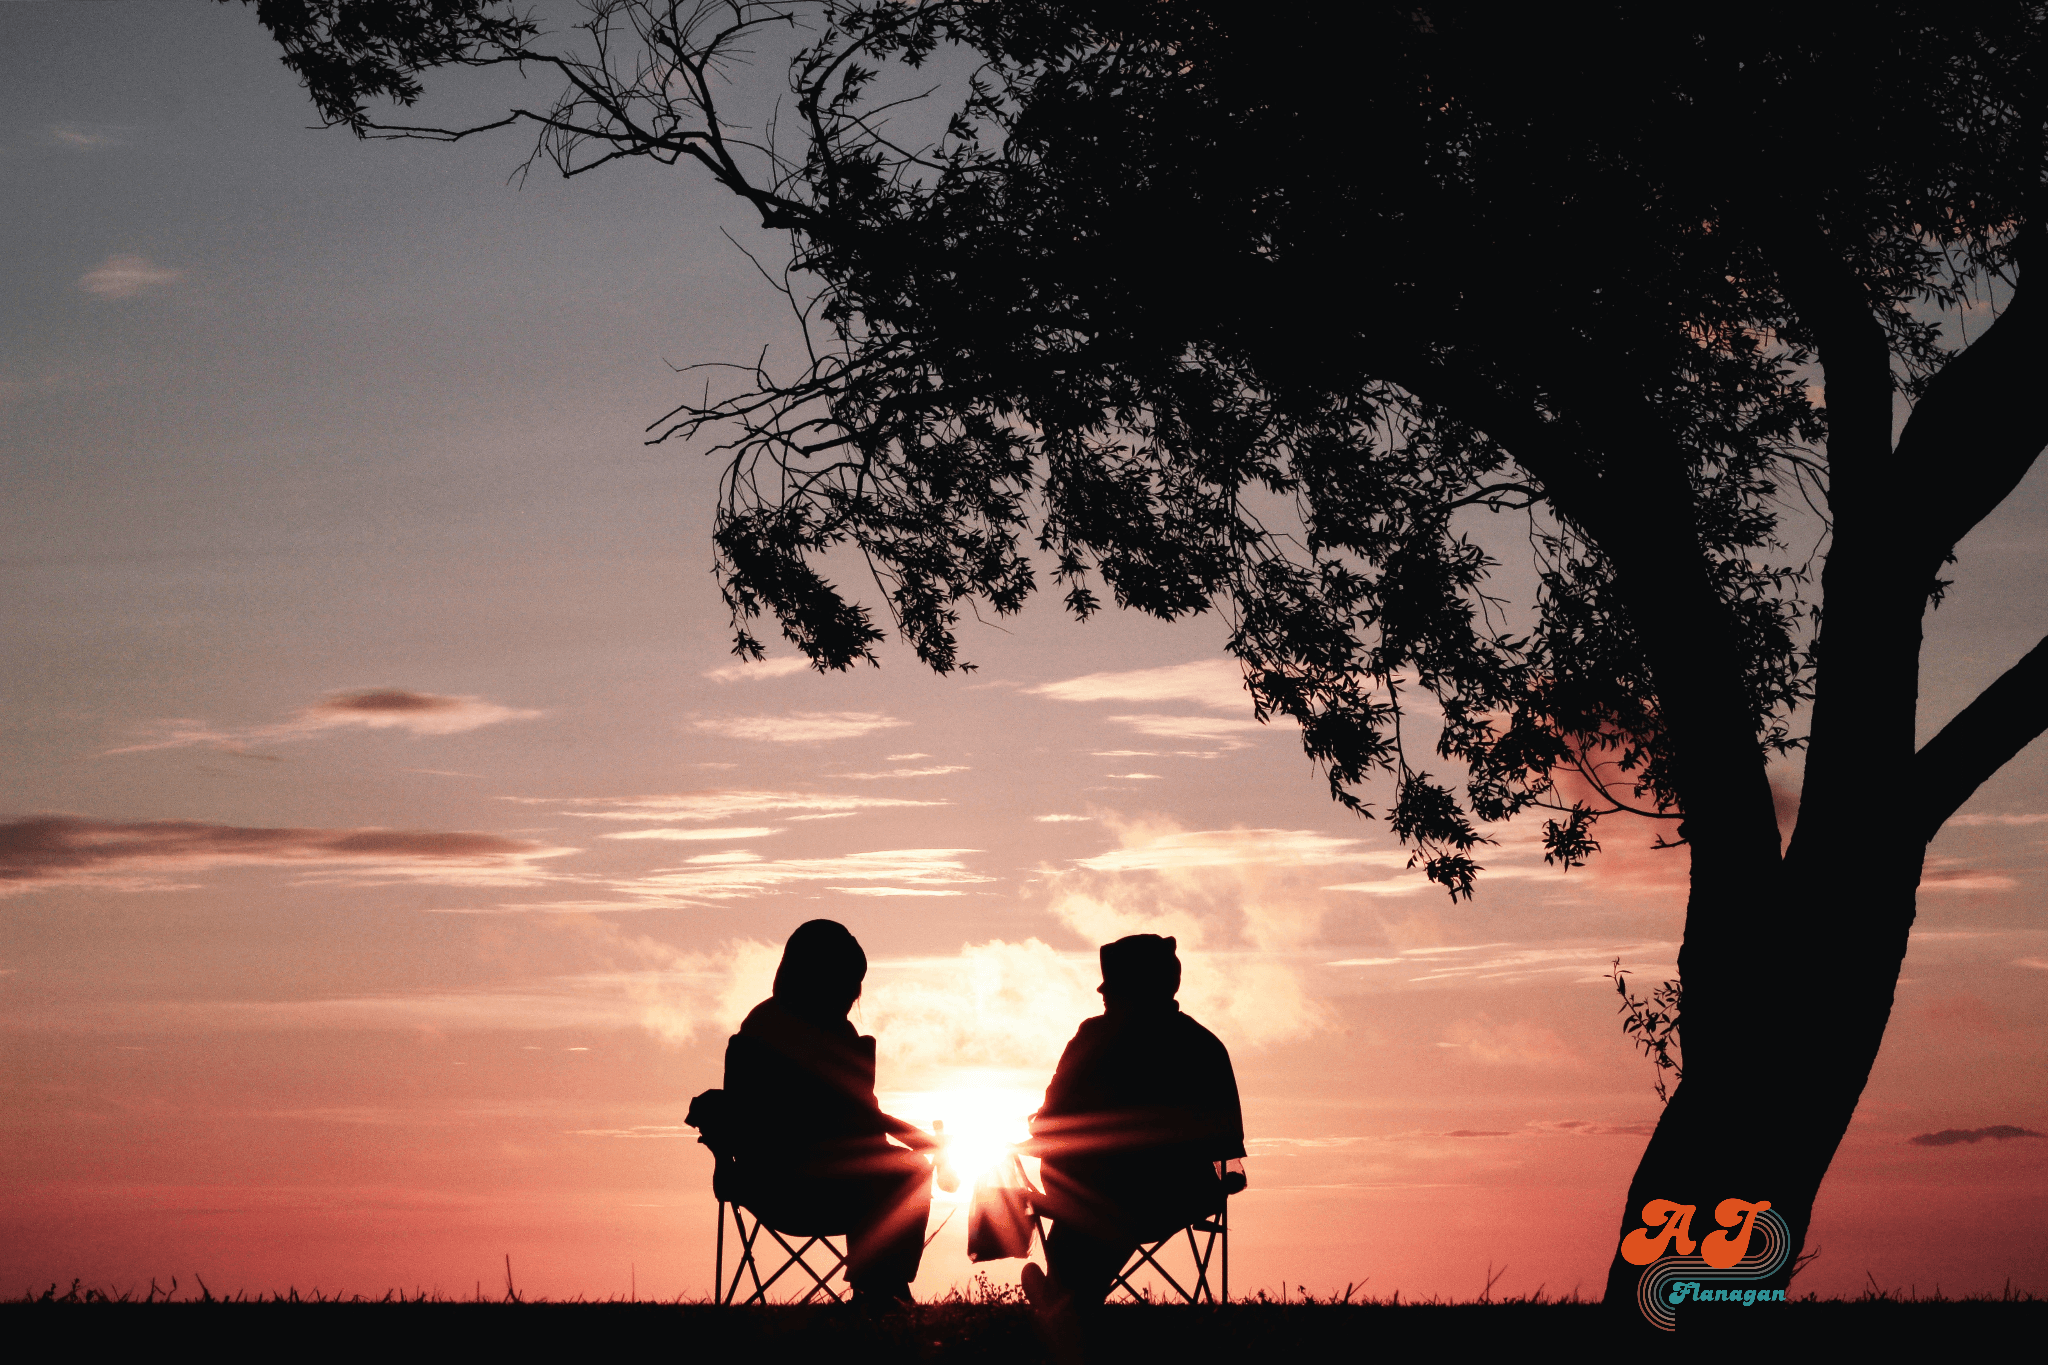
240 2 2048 896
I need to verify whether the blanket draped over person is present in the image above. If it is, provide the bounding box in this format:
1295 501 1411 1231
1028 934 1246 1306
712 919 934 1304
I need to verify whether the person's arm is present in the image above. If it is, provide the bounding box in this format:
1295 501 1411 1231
877 1111 940 1153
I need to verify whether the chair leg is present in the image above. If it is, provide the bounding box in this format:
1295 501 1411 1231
1221 1199 1229 1304
1113 1238 1195 1304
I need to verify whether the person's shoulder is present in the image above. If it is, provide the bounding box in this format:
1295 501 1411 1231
737 998 779 1034
1171 1010 1231 1053
1070 1012 1111 1041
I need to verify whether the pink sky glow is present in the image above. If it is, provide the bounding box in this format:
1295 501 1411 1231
2 2 2044 1304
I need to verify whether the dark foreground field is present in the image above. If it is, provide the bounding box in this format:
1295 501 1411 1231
6 1288 2043 1357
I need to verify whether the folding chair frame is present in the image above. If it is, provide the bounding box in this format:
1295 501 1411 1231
714 1198 851 1306
1011 1147 1231 1307
1105 1201 1228 1305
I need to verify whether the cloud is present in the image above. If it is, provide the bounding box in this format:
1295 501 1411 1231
1074 827 1386 875
2016 957 2048 971
1106 714 1268 746
1945 812 2048 826
887 753 932 761
694 712 909 743
1105 772 1163 780
53 124 123 149
0 815 573 897
1361 941 1676 986
38 990 640 1035
836 766 970 780
526 791 946 823
298 689 540 735
1445 1130 1511 1138
1029 659 1247 709
1035 814 1093 824
600 826 781 841
619 847 991 904
1437 1016 1584 1068
1525 1119 1657 1138
862 939 1102 1076
1907 1125 2045 1147
1917 856 2018 893
701 656 816 682
1039 817 1344 1045
588 931 1100 1076
107 689 541 754
77 254 183 299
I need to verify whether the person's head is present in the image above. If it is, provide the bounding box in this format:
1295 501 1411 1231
1098 933 1180 1007
772 919 868 1022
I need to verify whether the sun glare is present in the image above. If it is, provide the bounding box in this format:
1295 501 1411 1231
883 1078 1042 1203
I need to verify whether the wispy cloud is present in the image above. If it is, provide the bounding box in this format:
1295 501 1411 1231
1437 1015 1584 1069
1946 812 2048 826
1074 827 1385 875
599 826 781 842
108 688 542 755
1326 941 1676 986
1029 659 1247 709
1039 817 1353 1045
624 848 990 902
1106 713 1268 746
701 656 814 682
77 253 183 299
1105 772 1163 780
1035 814 1093 824
52 124 125 149
1525 1119 1657 1138
694 712 908 743
1918 856 2018 893
836 765 970 780
0 815 574 897
1907 1125 2044 1147
524 791 946 823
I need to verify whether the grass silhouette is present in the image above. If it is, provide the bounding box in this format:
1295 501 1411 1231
7 1273 2040 1354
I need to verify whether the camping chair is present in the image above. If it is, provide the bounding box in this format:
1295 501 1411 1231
1008 1152 1237 1305
1107 1200 1228 1305
689 1088 852 1306
714 1196 851 1306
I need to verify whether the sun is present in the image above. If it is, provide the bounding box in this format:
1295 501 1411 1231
883 1077 1043 1204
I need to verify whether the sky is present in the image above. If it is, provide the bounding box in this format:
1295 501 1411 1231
2 1 2045 1304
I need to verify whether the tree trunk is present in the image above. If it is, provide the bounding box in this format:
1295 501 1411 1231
1596 398 1936 1326
1598 850 1924 1328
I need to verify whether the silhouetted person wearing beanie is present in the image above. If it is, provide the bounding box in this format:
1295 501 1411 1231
1023 934 1246 1309
712 919 936 1304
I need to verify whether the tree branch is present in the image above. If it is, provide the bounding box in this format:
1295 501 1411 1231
1891 274 2048 568
1914 631 2048 842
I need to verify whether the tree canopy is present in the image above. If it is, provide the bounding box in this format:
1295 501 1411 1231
232 0 2048 900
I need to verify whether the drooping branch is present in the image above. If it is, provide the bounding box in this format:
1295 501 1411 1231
1914 631 2048 842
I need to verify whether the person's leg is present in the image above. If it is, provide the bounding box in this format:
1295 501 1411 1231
844 1145 933 1300
1043 1220 1136 1307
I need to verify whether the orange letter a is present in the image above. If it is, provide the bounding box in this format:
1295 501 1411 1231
1620 1200 1698 1265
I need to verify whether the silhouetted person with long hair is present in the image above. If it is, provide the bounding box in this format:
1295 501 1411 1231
716 919 936 1304
1023 934 1246 1310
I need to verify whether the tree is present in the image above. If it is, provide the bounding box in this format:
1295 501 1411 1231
237 0 2048 1319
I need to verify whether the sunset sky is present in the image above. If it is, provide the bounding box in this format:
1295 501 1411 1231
3 1 2044 1303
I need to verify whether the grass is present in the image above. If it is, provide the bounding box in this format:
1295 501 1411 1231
7 1275 2041 1355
